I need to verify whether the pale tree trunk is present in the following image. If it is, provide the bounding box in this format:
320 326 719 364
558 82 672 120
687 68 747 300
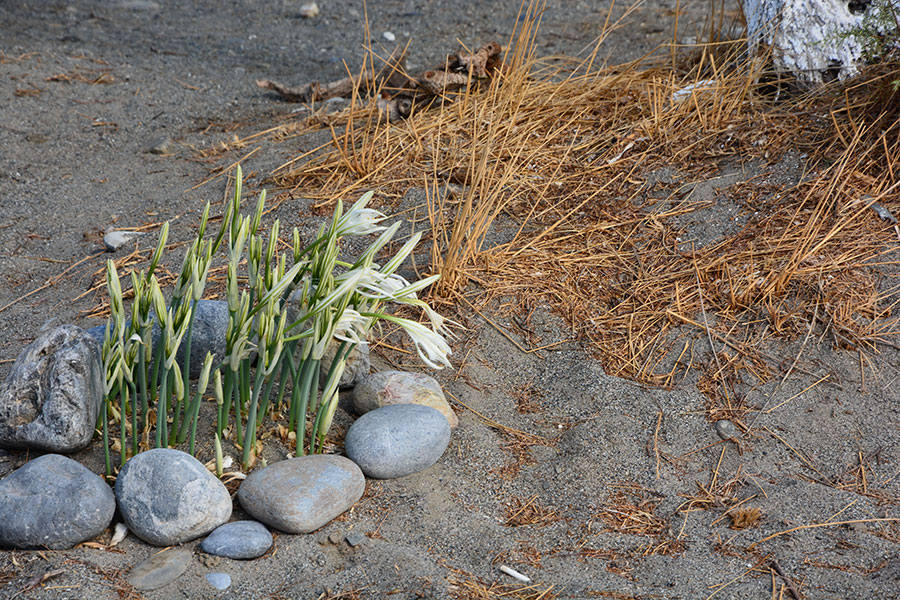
744 0 898 88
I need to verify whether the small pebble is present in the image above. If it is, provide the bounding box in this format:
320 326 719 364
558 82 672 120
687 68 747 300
144 136 174 155
327 532 342 545
715 419 739 440
205 572 231 591
201 521 273 560
345 532 365 547
103 230 146 252
382 31 396 42
299 2 319 17
126 548 192 591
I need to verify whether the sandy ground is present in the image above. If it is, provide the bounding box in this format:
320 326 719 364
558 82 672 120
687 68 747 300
1 1 899 599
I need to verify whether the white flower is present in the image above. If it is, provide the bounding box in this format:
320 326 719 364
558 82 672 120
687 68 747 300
336 191 387 236
333 308 369 345
393 317 452 369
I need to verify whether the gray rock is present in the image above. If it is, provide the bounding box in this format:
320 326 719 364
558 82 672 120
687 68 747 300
0 454 114 549
238 455 365 534
345 531 365 547
176 300 228 378
86 299 228 379
144 136 174 155
116 448 232 546
126 548 192 591
319 337 370 389
353 371 457 428
201 520 272 559
206 572 232 591
715 419 739 441
0 325 103 452
345 404 450 479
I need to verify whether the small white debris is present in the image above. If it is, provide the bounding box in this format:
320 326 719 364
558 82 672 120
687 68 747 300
382 31 396 42
672 78 717 102
103 230 146 252
109 523 128 547
499 565 531 583
299 2 319 18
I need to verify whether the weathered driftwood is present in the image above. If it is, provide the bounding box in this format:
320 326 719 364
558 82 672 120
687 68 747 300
258 42 503 121
256 46 412 103
744 0 899 88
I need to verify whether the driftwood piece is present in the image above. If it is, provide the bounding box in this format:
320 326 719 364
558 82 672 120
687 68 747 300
256 45 410 103
419 70 470 95
258 42 503 122
447 41 502 78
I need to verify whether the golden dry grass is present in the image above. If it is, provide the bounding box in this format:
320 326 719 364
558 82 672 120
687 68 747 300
194 2 900 415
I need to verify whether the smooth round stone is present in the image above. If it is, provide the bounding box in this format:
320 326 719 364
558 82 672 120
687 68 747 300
201 520 272 559
238 455 365 534
353 371 457 428
0 454 115 549
344 404 451 479
127 548 192 591
116 448 232 546
205 572 232 591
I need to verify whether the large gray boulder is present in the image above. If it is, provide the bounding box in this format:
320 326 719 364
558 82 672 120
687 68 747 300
0 454 115 549
115 448 232 546
0 325 103 452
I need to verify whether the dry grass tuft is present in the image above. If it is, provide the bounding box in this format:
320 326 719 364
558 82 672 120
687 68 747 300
729 506 762 530
446 565 556 600
597 485 669 537
504 494 561 527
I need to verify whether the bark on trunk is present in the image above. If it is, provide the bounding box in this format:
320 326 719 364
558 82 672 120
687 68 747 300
744 0 897 88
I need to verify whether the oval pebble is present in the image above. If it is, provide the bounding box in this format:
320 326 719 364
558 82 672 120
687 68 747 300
116 448 232 546
353 371 457 428
238 455 364 534
127 548 192 591
0 454 115 549
201 520 273 559
715 419 739 440
345 404 451 479
206 572 232 591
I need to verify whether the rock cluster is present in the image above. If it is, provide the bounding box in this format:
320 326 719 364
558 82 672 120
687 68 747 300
0 318 456 595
